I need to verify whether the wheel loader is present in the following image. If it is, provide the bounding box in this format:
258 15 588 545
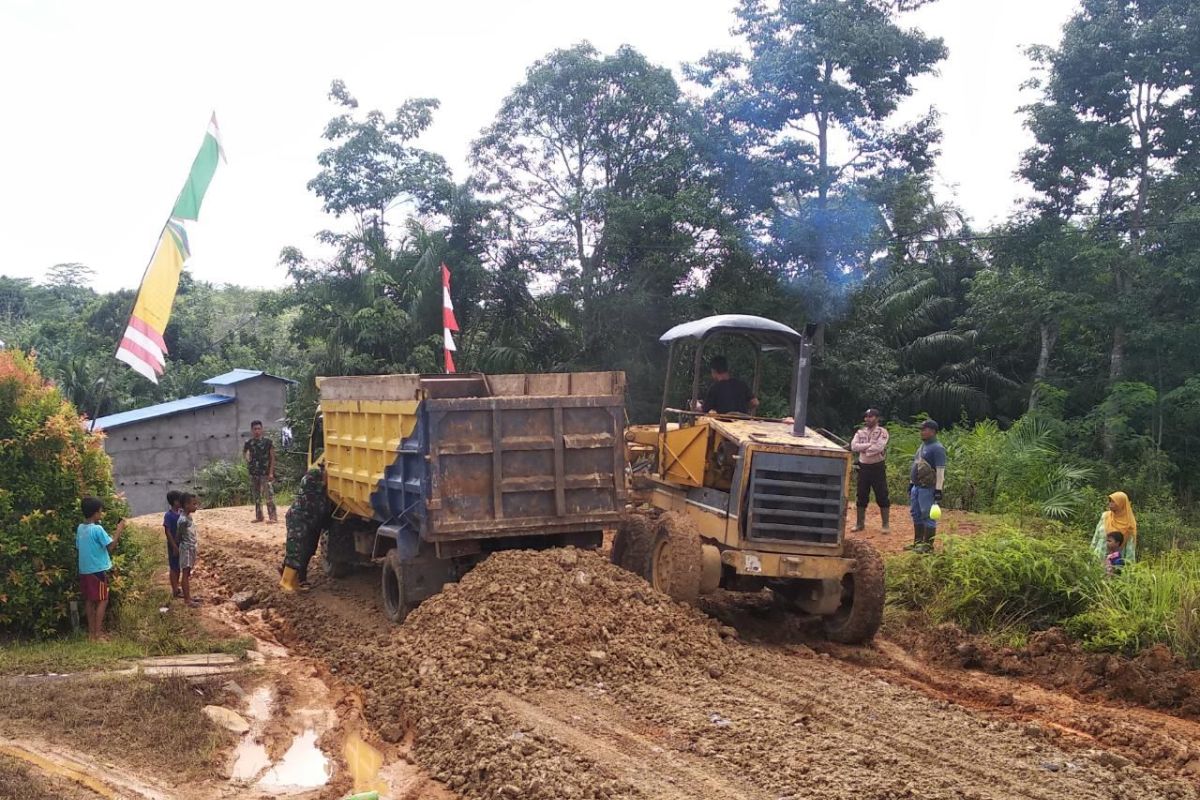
617 314 885 643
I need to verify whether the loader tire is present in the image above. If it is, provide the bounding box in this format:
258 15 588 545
610 513 657 578
822 537 885 644
381 549 415 624
647 512 703 604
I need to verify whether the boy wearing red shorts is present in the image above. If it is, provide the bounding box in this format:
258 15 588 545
77 496 126 640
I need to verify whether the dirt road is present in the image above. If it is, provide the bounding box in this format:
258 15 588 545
191 507 1199 800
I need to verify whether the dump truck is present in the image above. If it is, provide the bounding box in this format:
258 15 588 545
311 371 627 622
618 314 885 643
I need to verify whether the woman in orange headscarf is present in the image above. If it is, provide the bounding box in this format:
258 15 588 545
1091 491 1137 565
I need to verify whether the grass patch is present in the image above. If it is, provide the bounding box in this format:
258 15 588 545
887 523 1101 632
0 524 252 675
1066 551 1200 663
888 515 1200 664
0 674 233 780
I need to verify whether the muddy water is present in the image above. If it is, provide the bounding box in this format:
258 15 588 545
229 684 330 792
257 728 330 790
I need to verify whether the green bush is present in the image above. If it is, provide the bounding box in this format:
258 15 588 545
1066 552 1200 663
0 351 129 637
880 415 1093 521
888 525 1101 632
193 459 251 507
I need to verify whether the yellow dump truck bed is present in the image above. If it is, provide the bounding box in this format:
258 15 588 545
316 372 627 541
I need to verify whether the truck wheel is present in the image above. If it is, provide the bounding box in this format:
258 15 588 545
320 530 354 579
822 538 885 644
647 512 702 603
381 549 414 624
611 514 656 576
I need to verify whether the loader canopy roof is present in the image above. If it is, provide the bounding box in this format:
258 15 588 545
659 314 803 352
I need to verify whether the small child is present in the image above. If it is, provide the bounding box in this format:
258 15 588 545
77 496 126 640
163 490 183 598
1105 532 1125 576
175 493 201 607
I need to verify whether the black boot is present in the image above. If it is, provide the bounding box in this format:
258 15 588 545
880 506 890 533
853 507 866 532
924 524 936 551
906 524 927 551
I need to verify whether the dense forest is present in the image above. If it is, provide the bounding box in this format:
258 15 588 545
4 0 1200 509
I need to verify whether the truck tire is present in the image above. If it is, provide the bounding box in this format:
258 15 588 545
320 530 355 579
647 512 703 603
610 514 656 577
381 549 415 624
822 537 885 644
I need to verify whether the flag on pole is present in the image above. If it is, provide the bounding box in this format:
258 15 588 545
442 263 459 374
116 114 226 383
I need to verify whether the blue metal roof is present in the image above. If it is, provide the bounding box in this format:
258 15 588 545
203 368 296 386
93 394 235 430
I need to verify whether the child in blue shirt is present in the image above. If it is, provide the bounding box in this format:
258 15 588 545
164 490 183 598
77 496 126 640
1105 532 1126 576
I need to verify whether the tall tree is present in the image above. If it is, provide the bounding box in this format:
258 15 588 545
689 0 946 311
308 80 452 234
472 43 729 418
1021 0 1200 384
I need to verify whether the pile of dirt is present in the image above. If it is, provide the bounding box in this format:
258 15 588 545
365 547 740 798
908 623 1200 720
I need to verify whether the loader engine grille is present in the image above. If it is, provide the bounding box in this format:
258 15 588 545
746 451 844 545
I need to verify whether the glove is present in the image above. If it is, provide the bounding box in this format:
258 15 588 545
934 490 943 503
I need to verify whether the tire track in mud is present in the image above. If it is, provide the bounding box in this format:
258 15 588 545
496 691 770 800
195 508 1199 800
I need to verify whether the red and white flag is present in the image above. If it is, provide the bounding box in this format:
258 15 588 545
442 263 459 373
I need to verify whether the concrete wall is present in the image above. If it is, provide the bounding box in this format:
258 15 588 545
227 376 291 441
105 377 290 516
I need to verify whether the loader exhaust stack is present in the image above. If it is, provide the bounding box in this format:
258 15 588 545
791 324 817 437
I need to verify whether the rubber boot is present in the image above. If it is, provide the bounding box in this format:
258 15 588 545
905 525 926 552
853 507 866 532
924 524 936 551
279 566 300 593
880 506 890 533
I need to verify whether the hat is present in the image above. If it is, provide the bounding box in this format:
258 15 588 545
864 408 881 418
920 419 939 431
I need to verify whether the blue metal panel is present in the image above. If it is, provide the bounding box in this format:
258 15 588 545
203 368 297 386
369 409 429 536
94 393 235 430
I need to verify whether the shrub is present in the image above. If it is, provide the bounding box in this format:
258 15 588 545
193 459 250 507
882 416 1093 521
0 350 128 637
888 525 1101 632
194 427 306 509
1066 551 1200 664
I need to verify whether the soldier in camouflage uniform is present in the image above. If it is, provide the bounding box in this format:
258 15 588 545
279 464 333 592
243 420 277 523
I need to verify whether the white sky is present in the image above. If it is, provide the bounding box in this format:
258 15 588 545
0 0 1078 293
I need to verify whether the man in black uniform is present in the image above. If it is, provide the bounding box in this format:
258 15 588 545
699 355 758 415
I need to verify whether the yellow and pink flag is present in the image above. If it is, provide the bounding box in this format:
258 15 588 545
116 114 225 382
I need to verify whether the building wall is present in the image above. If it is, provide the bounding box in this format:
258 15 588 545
104 377 289 516
228 376 291 442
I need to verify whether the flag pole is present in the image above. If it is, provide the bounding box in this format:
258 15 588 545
88 114 216 431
